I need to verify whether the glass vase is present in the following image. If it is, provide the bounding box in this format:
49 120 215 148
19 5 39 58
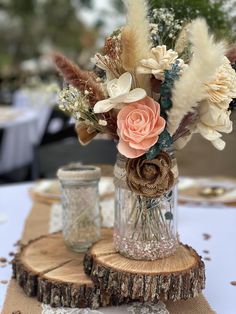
57 165 101 252
113 153 179 260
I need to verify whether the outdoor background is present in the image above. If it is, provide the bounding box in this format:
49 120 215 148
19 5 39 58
0 0 236 183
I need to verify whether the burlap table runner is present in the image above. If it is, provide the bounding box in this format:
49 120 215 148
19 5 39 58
2 202 216 314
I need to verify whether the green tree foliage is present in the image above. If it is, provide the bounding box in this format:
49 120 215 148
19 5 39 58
150 0 235 40
0 0 96 70
112 0 125 13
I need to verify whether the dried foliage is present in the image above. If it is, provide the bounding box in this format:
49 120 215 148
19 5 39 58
75 121 98 146
167 18 225 136
53 53 105 106
121 0 151 91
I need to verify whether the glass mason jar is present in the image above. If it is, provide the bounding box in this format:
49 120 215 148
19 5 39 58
113 151 179 260
57 165 101 252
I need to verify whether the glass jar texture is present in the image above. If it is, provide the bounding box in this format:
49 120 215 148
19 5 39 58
58 165 101 252
113 151 179 260
113 185 178 260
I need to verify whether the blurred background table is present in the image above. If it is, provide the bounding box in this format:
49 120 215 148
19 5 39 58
0 108 38 175
0 179 236 314
13 88 57 141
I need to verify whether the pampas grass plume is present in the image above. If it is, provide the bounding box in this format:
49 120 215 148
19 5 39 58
53 52 104 106
167 18 226 136
121 0 151 72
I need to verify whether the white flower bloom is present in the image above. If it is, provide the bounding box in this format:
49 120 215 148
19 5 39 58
197 122 226 150
195 57 236 150
199 103 232 132
197 101 233 150
93 72 146 113
136 45 186 81
205 57 236 108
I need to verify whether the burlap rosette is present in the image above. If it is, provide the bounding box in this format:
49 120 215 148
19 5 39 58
114 150 179 197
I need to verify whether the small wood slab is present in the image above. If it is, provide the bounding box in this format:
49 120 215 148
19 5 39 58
13 230 112 308
84 238 205 304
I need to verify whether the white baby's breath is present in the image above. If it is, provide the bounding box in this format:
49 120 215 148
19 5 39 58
98 119 108 126
58 85 89 120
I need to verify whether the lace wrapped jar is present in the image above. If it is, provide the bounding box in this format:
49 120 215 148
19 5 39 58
113 150 179 260
57 165 101 252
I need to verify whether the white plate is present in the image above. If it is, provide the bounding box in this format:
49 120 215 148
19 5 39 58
178 177 236 204
31 177 115 201
30 179 61 201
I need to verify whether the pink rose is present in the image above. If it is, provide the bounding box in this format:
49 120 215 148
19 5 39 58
117 96 166 158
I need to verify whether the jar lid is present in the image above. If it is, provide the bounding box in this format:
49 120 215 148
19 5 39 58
57 164 101 181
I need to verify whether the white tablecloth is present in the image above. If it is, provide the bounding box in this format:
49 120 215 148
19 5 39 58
0 111 38 174
0 182 33 307
0 89 57 174
0 183 236 313
13 89 57 141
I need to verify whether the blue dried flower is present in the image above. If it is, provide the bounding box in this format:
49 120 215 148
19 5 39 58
146 129 173 160
160 60 181 114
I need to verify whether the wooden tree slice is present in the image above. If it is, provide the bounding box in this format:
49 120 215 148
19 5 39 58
13 230 113 308
13 230 205 308
84 238 205 304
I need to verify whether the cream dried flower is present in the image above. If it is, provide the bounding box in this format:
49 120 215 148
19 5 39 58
205 57 236 109
91 53 115 81
93 72 146 113
196 57 236 150
136 45 185 81
175 58 236 151
197 101 233 150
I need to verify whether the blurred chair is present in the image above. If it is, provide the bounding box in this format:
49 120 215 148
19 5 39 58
0 129 4 179
0 129 3 146
40 109 75 145
0 128 30 183
32 109 117 179
32 109 75 179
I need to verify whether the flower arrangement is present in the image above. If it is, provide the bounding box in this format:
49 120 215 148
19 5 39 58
54 0 236 170
54 0 236 260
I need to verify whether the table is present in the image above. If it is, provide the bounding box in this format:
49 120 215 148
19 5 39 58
0 89 57 175
0 182 236 313
0 109 39 174
13 88 57 141
0 182 33 307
